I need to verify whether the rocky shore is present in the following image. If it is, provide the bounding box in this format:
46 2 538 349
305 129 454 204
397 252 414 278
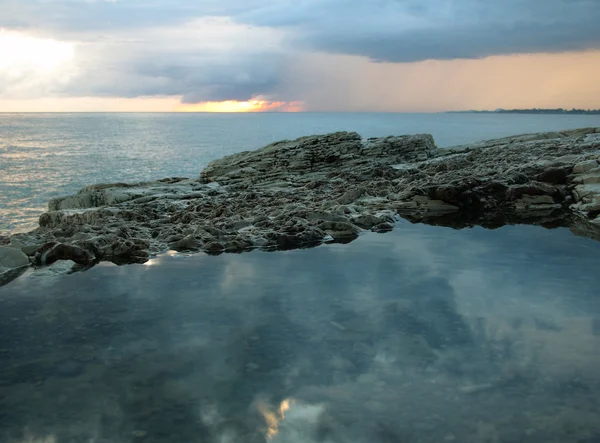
2 127 600 284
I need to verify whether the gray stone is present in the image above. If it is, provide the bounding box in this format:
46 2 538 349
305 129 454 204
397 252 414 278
22 244 42 256
573 160 599 174
169 235 202 251
337 187 367 204
319 221 362 241
573 171 600 185
0 246 29 273
37 243 94 266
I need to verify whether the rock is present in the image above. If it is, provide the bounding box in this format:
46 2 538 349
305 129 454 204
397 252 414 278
371 222 395 232
337 187 367 204
0 246 30 273
318 221 362 241
396 196 459 214
0 246 30 286
0 266 29 287
363 134 436 162
513 195 561 214
572 170 600 185
351 214 393 229
536 167 568 185
169 235 201 251
204 242 224 253
22 244 42 256
103 238 149 263
36 243 94 267
6 127 600 274
573 160 599 174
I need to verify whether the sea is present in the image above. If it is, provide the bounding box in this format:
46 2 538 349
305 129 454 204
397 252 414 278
1 112 599 233
1 113 600 443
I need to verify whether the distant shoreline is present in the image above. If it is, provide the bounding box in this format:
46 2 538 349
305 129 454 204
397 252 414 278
447 108 600 115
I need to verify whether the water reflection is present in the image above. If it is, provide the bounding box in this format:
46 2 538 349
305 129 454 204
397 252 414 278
1 222 599 442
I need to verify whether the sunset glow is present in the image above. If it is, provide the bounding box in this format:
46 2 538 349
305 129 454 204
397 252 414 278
176 98 303 113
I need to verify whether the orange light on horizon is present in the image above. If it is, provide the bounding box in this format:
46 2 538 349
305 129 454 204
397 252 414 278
176 98 303 113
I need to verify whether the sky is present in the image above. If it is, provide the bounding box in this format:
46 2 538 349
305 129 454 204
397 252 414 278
0 0 599 112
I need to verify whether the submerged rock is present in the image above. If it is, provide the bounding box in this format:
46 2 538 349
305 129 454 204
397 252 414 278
5 127 600 274
0 246 29 270
0 246 30 286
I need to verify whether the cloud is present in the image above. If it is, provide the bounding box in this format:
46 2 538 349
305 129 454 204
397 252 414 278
278 50 600 112
0 30 77 98
1 0 600 106
0 16 288 102
236 0 600 62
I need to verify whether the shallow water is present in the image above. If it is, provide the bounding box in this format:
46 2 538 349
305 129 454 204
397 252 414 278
2 112 600 233
1 222 600 443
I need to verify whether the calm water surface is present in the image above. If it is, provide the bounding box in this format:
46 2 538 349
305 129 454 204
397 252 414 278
1 222 599 442
1 112 599 233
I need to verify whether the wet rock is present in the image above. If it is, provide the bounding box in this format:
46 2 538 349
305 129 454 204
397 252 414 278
0 266 29 287
36 243 94 266
505 183 558 201
513 195 561 214
169 235 202 251
204 242 225 253
318 221 362 241
0 246 29 272
396 196 459 214
7 127 600 274
351 214 393 229
0 246 30 286
108 239 150 263
372 222 395 233
225 238 253 252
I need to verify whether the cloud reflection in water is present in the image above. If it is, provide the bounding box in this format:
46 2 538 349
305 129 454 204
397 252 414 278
0 222 599 442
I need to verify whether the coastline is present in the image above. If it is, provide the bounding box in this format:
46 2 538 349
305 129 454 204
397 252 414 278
2 127 600 285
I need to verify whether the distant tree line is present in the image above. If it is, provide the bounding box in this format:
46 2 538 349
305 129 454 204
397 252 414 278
448 108 600 115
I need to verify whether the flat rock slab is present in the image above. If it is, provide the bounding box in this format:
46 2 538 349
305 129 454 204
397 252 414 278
7 127 600 275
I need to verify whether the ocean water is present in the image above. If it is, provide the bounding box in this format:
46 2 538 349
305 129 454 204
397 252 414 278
1 223 600 442
1 112 599 233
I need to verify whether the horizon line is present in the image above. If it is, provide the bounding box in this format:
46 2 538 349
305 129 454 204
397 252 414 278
2 110 599 115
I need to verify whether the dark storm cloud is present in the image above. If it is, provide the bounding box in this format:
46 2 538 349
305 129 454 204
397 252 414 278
0 0 239 32
0 0 285 36
6 0 599 59
234 0 600 62
62 46 284 102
